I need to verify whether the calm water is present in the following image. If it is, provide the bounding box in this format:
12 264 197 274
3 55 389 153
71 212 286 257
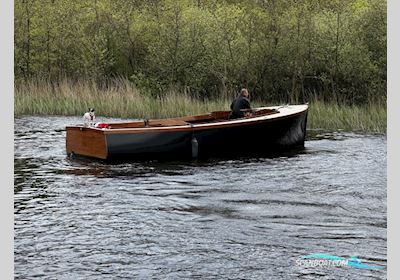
14 116 387 279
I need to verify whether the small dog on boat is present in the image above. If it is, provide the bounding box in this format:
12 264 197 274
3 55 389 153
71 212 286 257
83 108 96 127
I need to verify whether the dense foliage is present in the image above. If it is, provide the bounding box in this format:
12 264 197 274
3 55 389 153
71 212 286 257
15 0 386 104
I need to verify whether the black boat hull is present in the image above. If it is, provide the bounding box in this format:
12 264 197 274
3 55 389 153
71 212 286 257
105 108 308 160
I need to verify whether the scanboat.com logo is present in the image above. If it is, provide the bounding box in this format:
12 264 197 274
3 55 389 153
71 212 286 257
296 253 384 269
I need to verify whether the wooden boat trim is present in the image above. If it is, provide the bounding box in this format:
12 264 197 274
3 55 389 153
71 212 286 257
66 126 108 159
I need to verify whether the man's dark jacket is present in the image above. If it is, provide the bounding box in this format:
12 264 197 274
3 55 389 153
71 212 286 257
229 96 251 119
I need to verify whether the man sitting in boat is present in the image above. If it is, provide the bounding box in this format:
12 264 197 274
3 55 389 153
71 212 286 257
229 88 252 119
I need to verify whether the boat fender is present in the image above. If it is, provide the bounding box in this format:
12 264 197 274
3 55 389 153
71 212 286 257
191 137 198 158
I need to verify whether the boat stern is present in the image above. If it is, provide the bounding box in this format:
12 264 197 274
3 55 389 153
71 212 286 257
66 126 108 159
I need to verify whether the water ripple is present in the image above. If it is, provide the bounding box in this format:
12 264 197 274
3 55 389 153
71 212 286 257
14 116 386 279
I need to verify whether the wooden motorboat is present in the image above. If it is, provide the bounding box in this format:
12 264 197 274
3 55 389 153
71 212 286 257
66 104 308 160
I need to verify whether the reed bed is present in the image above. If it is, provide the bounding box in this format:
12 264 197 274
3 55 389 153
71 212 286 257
308 100 386 134
14 78 231 119
14 79 386 133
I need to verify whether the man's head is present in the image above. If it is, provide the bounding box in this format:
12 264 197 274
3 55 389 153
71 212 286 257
240 88 249 98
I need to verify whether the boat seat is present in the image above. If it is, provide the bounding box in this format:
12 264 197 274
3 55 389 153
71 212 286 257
210 111 230 120
178 114 215 123
148 119 189 127
107 121 146 129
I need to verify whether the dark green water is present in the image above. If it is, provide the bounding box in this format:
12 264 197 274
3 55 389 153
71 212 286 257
14 116 386 279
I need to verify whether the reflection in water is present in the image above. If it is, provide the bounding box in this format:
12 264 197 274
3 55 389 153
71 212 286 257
14 116 386 279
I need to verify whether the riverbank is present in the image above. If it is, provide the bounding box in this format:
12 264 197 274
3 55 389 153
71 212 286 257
14 79 386 133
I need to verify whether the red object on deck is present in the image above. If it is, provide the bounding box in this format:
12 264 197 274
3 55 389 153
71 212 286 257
95 122 109 129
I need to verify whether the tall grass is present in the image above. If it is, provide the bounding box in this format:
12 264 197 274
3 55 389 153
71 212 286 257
308 100 386 134
14 78 386 133
14 78 231 119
